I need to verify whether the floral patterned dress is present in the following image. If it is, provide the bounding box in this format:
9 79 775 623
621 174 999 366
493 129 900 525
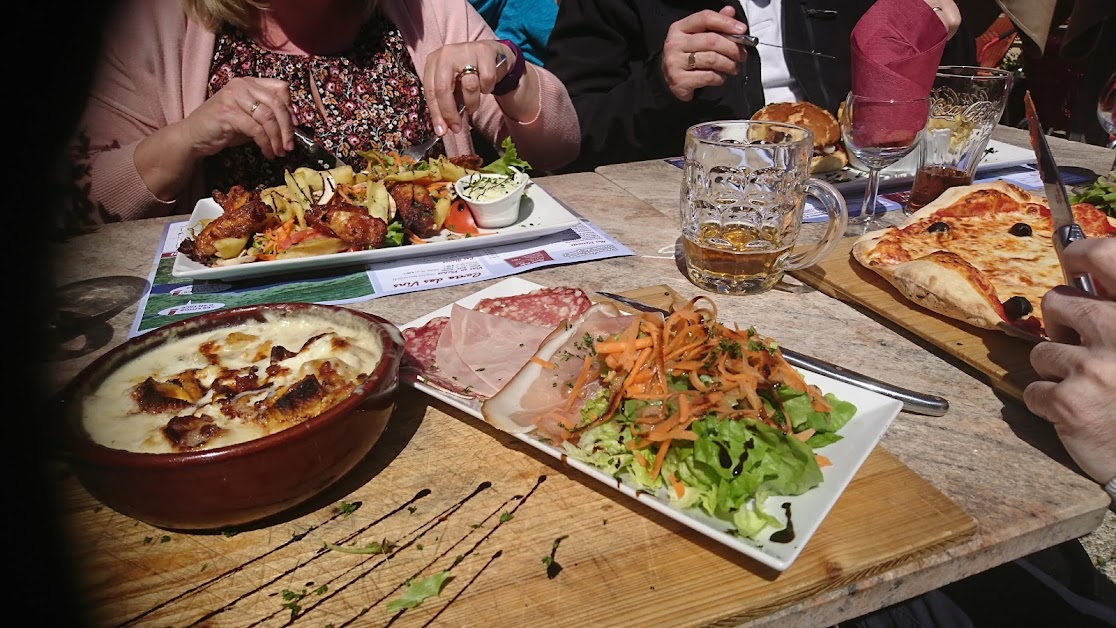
205 13 438 193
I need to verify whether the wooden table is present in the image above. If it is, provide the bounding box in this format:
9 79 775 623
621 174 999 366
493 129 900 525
47 160 1110 626
593 122 1116 600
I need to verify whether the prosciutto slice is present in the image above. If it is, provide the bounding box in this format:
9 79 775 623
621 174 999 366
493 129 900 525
482 303 644 439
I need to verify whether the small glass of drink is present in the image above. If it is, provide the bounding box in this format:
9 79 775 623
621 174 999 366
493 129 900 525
906 66 1013 214
680 120 847 295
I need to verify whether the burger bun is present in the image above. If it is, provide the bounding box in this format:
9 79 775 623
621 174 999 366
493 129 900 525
811 145 848 174
751 101 847 174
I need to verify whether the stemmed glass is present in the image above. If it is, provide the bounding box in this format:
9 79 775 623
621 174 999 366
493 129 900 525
840 93 930 234
1098 71 1115 150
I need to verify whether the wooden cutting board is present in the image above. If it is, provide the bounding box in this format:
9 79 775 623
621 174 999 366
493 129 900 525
61 284 978 627
789 238 1039 402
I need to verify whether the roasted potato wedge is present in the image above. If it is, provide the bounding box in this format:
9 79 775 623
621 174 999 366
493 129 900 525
433 196 451 231
275 237 346 259
212 236 250 259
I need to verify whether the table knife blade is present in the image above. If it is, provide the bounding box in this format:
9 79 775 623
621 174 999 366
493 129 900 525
1023 92 1097 295
596 291 949 416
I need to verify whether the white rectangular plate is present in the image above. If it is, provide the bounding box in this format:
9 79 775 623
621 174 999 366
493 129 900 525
400 278 903 571
819 138 1035 193
171 182 581 282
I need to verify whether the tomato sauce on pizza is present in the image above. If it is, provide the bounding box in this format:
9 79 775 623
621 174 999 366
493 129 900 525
852 181 1116 338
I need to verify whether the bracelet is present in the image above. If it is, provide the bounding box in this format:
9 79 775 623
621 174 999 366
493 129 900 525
1106 477 1116 512
493 39 526 96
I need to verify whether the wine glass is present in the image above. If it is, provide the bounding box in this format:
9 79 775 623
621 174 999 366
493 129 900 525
840 93 930 234
1098 71 1115 149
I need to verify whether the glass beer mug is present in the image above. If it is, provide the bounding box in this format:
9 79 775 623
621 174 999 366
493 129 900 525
680 120 848 295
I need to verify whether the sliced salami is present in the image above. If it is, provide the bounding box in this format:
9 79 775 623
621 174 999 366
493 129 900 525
402 316 448 371
473 287 593 328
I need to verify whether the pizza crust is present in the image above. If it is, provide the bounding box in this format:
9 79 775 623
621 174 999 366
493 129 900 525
852 180 1115 337
885 251 1005 329
851 181 1043 331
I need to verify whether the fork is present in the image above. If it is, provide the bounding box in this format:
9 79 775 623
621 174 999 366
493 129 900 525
402 53 508 162
292 125 344 170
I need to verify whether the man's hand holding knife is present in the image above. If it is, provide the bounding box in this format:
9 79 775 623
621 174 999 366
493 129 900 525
1021 91 1114 504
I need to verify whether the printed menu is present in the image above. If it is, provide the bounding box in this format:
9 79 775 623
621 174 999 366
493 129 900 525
130 218 633 336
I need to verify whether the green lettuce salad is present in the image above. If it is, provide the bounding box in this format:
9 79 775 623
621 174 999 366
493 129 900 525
549 301 857 540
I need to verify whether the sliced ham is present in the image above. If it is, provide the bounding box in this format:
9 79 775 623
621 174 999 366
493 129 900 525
403 286 595 400
432 304 553 398
482 303 643 439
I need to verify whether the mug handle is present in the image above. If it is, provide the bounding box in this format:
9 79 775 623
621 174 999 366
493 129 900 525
784 179 848 271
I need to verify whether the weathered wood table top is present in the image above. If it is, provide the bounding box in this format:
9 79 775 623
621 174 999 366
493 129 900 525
46 165 1111 626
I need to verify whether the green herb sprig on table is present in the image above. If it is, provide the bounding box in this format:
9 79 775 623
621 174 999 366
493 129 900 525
1069 170 1116 218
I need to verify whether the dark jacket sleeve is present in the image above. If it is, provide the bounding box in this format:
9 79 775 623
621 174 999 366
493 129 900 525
545 0 758 173
545 0 687 172
546 0 977 173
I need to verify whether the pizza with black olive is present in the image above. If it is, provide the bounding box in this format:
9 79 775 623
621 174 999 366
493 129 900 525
852 180 1116 338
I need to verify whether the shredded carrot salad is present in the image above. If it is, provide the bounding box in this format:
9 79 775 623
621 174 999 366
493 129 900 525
556 296 837 483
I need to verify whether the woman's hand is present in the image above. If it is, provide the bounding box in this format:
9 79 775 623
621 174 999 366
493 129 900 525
661 6 749 102
1023 239 1116 486
180 76 296 159
134 76 296 203
423 40 515 136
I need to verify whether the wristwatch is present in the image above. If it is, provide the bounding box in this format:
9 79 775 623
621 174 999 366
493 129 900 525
493 39 525 96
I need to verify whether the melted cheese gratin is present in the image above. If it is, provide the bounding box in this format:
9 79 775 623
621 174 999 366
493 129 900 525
82 313 384 454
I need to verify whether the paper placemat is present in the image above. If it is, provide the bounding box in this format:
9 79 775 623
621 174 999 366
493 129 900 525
129 218 632 336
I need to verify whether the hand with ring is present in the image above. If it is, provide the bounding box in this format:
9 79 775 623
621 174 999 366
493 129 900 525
921 0 960 38
661 6 749 102
173 76 296 160
422 40 514 136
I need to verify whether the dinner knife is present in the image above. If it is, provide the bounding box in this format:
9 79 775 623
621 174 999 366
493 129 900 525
1023 92 1098 295
596 291 950 416
724 33 836 60
293 125 344 171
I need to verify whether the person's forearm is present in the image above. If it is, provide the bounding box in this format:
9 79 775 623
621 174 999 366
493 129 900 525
133 121 204 203
494 64 543 123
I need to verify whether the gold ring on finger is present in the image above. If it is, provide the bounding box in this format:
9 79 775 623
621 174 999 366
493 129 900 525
457 64 479 80
687 51 697 71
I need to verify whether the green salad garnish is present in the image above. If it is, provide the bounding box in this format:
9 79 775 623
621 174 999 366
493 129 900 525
1070 170 1115 218
483 136 531 175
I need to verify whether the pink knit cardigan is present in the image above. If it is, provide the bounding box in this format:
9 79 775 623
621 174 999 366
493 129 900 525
74 0 579 221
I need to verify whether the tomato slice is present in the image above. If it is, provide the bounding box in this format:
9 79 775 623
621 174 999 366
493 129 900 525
444 199 480 235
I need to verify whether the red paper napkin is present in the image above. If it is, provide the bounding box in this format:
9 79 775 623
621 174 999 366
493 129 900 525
848 0 948 146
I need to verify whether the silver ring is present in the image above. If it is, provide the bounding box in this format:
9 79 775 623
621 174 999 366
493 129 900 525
249 101 260 114
931 5 943 11
458 64 479 79
687 51 697 71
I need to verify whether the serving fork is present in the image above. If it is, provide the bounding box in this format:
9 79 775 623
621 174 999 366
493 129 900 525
402 54 508 162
